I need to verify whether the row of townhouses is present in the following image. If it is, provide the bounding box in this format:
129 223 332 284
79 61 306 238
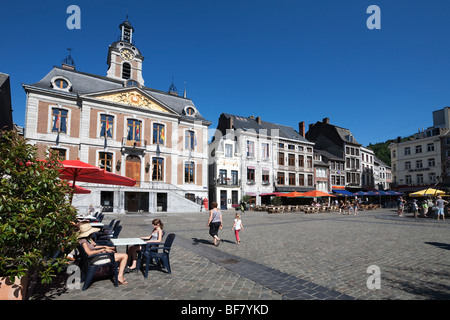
7 19 392 213
389 107 450 194
209 114 392 210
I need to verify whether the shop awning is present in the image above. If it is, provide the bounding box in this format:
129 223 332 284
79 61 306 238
332 189 355 196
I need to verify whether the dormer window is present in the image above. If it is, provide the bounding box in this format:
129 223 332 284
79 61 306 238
55 79 68 89
183 106 197 117
125 79 140 87
51 76 72 92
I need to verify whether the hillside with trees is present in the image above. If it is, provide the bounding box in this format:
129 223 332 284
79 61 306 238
366 136 412 167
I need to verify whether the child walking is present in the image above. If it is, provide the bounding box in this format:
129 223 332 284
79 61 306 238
232 213 244 244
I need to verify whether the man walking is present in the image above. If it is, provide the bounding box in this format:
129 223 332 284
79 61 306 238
435 196 448 221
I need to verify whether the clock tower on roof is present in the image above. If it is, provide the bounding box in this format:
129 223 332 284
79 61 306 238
106 18 145 86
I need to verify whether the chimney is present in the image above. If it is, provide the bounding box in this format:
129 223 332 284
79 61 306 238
299 121 305 137
256 116 261 124
323 117 330 124
229 117 234 130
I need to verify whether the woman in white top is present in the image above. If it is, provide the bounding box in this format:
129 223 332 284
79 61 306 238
232 213 244 244
128 219 164 269
207 202 222 246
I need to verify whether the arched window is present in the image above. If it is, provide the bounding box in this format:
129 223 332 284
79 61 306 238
122 62 131 79
125 79 140 87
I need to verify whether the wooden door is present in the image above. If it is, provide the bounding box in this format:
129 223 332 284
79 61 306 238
125 155 140 187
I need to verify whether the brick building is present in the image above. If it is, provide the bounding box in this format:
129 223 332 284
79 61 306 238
23 19 211 213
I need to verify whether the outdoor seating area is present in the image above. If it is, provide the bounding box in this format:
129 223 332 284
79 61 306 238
257 202 382 214
251 189 406 214
259 204 340 214
64 159 176 290
73 217 176 290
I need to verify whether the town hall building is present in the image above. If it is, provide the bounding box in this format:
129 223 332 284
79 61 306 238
23 19 211 213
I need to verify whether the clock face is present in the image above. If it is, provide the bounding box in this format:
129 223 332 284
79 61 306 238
121 49 134 61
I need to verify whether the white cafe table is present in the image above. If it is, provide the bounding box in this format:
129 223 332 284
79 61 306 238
110 238 146 246
90 222 104 228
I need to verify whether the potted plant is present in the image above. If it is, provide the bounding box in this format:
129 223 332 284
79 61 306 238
0 130 78 299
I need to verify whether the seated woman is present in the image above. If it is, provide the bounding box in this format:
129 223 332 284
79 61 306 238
78 222 128 284
127 219 164 270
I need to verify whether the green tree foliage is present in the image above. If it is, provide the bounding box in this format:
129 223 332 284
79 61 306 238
367 136 412 167
367 141 392 166
0 130 78 285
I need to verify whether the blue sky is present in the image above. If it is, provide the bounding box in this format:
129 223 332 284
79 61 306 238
2 0 450 146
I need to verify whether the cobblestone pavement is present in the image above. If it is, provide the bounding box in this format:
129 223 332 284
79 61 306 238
33 208 450 300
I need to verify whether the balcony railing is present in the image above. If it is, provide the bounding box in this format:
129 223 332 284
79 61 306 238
122 137 147 149
217 179 241 187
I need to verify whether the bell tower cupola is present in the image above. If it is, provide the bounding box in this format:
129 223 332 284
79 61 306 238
120 19 134 43
106 18 145 86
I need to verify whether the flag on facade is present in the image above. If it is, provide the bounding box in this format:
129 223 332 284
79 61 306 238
53 114 60 132
106 120 111 137
161 126 165 143
135 126 140 141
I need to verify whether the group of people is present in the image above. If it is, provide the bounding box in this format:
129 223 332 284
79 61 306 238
337 200 360 215
75 201 242 287
76 218 165 286
397 196 447 220
207 201 243 245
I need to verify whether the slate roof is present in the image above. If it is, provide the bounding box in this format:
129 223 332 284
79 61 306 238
314 148 344 161
334 126 360 145
23 66 210 124
221 113 313 144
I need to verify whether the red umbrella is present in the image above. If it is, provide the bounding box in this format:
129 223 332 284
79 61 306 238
87 170 136 187
301 190 335 198
59 160 136 187
68 182 91 194
57 160 136 202
58 160 102 184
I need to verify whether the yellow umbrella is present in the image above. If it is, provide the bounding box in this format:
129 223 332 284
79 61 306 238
409 188 445 197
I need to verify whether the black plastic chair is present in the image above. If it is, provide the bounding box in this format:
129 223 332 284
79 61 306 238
136 231 165 270
77 243 118 291
142 233 175 278
96 220 119 238
96 226 122 246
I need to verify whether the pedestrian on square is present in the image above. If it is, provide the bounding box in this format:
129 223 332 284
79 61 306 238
347 201 353 215
422 201 428 217
397 197 406 217
338 200 345 214
231 213 244 245
207 202 223 246
353 201 359 215
413 199 419 220
240 201 246 214
435 196 447 221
